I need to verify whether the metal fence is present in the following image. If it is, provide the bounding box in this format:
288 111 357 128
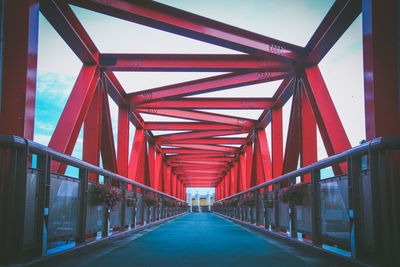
0 135 188 264
213 136 400 266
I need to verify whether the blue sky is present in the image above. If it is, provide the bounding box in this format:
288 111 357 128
34 0 365 180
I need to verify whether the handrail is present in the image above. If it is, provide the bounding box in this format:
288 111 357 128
0 135 185 201
217 136 400 202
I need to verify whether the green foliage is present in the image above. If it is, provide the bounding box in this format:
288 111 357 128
126 197 137 207
278 184 309 205
239 194 256 207
143 195 159 207
90 184 122 210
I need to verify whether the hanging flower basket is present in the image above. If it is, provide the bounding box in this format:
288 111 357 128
90 184 122 210
126 197 137 207
242 194 256 207
143 195 158 207
278 183 309 206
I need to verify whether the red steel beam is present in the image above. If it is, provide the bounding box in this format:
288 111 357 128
257 129 272 182
303 66 351 174
154 152 163 191
155 129 248 142
83 85 102 182
101 88 118 173
246 143 253 190
148 144 156 188
162 148 234 155
282 81 301 174
184 183 217 186
172 164 228 169
128 72 291 104
136 97 274 109
128 129 146 182
181 179 219 182
171 160 228 166
69 0 305 61
137 108 256 127
145 122 243 131
169 156 234 162
48 65 99 173
159 138 246 145
300 87 317 183
164 144 239 153
271 108 283 178
104 71 128 106
100 54 293 72
177 174 225 178
0 0 38 139
273 78 295 108
239 153 246 191
171 166 230 170
167 154 235 160
40 0 98 65
362 0 400 139
117 105 130 177
305 0 361 64
174 165 228 170
176 171 222 176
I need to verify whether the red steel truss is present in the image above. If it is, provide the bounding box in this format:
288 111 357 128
2 0 399 202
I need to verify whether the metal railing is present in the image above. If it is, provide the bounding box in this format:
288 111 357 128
0 135 188 264
214 136 400 266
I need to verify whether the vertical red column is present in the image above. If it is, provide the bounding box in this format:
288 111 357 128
246 144 253 189
117 105 129 177
230 167 236 195
83 85 102 182
300 88 317 183
128 129 146 183
362 2 400 265
239 153 246 191
164 166 172 195
0 0 39 139
171 174 177 197
101 89 118 174
233 161 239 194
177 179 181 199
148 144 156 188
154 152 163 191
363 0 400 139
250 140 259 188
257 129 272 182
272 108 283 178
224 172 229 197
220 179 225 199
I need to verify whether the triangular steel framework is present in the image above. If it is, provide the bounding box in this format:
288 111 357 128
37 0 360 199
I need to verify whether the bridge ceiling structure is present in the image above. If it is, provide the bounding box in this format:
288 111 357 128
2 0 400 199
42 0 358 191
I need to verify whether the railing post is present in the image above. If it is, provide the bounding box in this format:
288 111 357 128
3 145 28 263
132 186 137 228
256 189 260 226
311 168 321 246
77 168 88 243
102 176 111 237
36 154 51 256
370 149 400 265
121 182 126 231
348 155 361 259
289 179 297 239
274 183 280 230
263 186 269 230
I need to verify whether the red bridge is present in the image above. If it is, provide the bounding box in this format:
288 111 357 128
0 0 399 266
